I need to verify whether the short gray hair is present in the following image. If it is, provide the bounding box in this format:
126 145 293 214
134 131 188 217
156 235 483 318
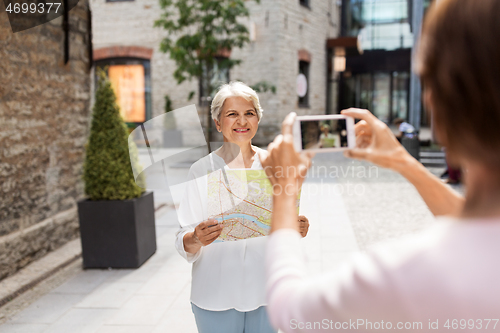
211 81 263 122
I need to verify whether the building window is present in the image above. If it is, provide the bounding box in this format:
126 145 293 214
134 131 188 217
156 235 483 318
95 58 152 125
342 0 413 50
199 57 230 106
300 0 310 8
340 71 410 124
392 71 409 120
298 60 310 108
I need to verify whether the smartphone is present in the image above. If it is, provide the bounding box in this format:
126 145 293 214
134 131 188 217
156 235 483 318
293 115 355 152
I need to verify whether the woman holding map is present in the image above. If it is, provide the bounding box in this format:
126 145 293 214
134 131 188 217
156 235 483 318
174 81 309 333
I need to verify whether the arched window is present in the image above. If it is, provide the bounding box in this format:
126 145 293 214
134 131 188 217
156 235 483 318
298 49 311 108
93 46 153 126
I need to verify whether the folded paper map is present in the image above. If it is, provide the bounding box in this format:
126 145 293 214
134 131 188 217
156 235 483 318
207 169 300 242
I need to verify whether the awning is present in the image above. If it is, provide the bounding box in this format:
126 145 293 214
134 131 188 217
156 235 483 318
326 36 363 56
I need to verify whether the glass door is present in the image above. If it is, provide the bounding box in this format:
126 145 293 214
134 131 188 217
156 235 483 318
372 72 391 123
391 71 410 121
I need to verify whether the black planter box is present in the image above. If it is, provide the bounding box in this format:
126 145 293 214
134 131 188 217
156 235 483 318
77 192 156 268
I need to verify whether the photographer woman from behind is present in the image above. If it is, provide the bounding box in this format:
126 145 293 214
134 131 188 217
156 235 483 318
260 0 500 331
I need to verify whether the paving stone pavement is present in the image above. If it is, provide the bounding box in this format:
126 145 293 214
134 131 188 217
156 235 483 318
0 151 460 333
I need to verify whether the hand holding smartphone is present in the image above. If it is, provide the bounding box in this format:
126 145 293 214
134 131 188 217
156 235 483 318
293 115 356 152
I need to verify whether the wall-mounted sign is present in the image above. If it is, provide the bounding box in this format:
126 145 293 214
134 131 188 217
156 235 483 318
296 73 308 98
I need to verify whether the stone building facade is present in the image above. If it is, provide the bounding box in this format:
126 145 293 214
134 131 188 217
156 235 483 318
91 0 341 145
0 0 91 280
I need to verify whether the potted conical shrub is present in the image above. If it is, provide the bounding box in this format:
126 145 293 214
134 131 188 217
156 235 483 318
77 70 156 268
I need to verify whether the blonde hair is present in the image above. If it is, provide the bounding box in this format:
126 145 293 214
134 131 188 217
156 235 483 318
211 81 263 122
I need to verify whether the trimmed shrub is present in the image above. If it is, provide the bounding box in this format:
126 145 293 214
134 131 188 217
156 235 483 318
83 70 143 200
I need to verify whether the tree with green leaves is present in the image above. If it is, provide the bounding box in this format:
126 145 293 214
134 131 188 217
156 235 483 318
83 70 144 200
154 0 260 143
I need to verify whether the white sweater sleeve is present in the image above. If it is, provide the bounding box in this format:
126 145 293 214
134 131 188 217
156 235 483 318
174 167 208 263
266 229 406 333
175 226 202 263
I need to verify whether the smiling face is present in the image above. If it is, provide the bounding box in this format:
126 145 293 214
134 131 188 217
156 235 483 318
214 96 259 144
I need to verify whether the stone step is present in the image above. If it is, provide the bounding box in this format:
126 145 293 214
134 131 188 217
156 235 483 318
420 158 447 165
420 151 446 158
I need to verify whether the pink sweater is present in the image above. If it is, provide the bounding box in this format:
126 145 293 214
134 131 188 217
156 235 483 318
266 217 500 332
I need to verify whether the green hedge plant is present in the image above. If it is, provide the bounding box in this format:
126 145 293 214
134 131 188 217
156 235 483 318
83 70 144 200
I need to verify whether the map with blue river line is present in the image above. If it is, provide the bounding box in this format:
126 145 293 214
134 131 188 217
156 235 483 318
207 169 300 242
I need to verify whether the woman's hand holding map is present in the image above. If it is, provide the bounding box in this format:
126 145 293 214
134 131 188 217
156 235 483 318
183 219 223 254
298 215 309 237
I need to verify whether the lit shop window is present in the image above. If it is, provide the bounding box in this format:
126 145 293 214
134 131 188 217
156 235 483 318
108 65 145 123
95 58 152 124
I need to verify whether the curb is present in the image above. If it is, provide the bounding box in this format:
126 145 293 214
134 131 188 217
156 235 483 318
0 254 81 308
0 239 82 309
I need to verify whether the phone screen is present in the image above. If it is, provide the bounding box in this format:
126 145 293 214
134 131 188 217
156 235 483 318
300 119 349 150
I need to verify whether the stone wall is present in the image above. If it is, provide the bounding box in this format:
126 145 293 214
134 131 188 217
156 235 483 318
90 0 340 146
0 0 91 280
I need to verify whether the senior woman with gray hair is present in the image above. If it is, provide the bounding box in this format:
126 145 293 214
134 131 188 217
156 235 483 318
174 81 309 333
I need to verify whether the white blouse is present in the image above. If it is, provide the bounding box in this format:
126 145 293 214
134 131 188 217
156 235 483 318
174 149 268 311
266 217 500 332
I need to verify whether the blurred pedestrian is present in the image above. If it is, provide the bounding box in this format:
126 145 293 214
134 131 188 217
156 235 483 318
393 117 417 141
441 148 462 184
